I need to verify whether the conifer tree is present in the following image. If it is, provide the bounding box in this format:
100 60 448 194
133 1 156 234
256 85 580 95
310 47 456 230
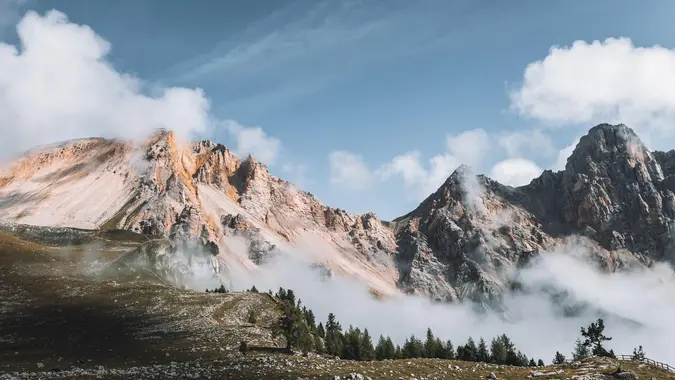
464 337 479 362
444 339 455 360
272 299 312 352
384 336 396 359
395 344 403 359
477 338 490 363
490 337 507 364
553 351 566 365
376 335 388 360
572 338 589 361
580 318 612 357
360 328 375 361
632 346 645 361
529 358 537 367
424 328 436 358
538 359 545 366
316 322 326 339
403 335 424 358
342 326 362 360
325 313 343 357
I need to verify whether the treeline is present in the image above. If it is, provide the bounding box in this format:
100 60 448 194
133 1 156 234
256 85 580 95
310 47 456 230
232 285 646 367
269 287 544 366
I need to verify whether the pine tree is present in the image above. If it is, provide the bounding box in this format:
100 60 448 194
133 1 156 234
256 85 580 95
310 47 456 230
403 335 424 358
517 351 530 367
477 338 490 363
384 336 396 359
424 328 436 358
553 351 566 364
326 313 341 332
464 337 479 362
250 285 258 293
342 326 362 360
325 314 343 357
632 346 645 361
444 339 455 360
456 345 466 361
272 300 312 352
505 348 521 366
395 344 403 359
433 337 445 359
572 338 590 361
376 335 388 360
490 337 507 364
302 306 316 332
529 358 537 367
580 318 612 357
360 328 375 361
537 359 545 366
316 322 326 339
285 289 296 305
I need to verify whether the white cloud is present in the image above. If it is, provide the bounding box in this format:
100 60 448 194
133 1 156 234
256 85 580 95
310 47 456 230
446 128 491 165
499 129 555 158
553 137 580 171
379 151 461 200
281 162 312 188
228 241 675 364
376 128 491 201
510 37 675 145
328 151 373 192
222 120 281 164
489 158 543 187
0 10 215 156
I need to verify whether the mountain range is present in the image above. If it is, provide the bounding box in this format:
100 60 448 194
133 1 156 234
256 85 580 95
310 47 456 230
1 123 673 302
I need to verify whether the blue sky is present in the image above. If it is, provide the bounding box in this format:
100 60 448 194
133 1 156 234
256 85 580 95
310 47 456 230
3 0 675 220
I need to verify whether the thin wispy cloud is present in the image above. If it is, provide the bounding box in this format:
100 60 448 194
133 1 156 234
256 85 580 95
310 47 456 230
159 1 463 112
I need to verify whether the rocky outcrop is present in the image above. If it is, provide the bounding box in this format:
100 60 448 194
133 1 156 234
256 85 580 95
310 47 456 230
0 130 399 294
2 123 675 300
391 166 557 302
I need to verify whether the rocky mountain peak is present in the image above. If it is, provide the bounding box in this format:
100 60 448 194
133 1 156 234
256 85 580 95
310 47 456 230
565 123 662 182
3 123 675 302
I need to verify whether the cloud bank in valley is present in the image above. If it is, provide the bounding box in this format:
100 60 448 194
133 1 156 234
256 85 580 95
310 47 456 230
226 239 675 365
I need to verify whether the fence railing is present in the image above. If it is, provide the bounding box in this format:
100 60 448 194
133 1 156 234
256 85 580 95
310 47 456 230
615 355 674 373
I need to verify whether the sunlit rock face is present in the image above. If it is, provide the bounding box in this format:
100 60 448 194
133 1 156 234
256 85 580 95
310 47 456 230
2 124 674 300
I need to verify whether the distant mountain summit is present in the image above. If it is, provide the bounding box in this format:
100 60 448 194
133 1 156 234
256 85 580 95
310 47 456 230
1 124 673 301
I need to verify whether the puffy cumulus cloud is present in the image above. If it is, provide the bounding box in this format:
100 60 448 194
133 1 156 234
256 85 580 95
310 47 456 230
489 158 542 187
510 37 675 146
221 120 281 164
498 129 555 158
446 128 491 166
328 151 374 192
378 129 491 200
379 151 460 200
0 10 216 156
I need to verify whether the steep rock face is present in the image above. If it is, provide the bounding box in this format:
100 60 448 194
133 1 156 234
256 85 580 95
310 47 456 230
0 131 399 294
392 167 557 302
2 123 674 300
521 124 675 263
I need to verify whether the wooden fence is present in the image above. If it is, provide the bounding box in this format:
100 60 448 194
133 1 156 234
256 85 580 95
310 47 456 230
615 355 674 373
